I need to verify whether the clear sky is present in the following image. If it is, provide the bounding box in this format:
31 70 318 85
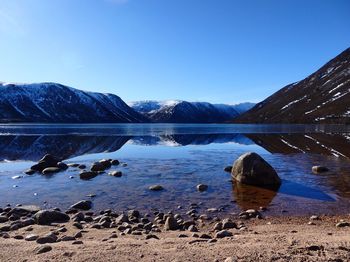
0 0 349 104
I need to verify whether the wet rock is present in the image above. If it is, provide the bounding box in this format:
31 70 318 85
231 152 281 186
312 166 329 173
34 245 52 254
25 169 36 175
10 205 40 216
67 163 80 167
111 159 120 166
42 167 61 175
35 210 70 225
79 171 98 180
224 166 233 173
78 164 86 169
149 185 163 191
109 171 122 177
196 184 208 192
57 162 69 170
31 154 61 172
215 230 233 238
70 200 92 210
91 160 111 172
128 210 140 218
25 234 39 241
164 215 179 230
61 236 76 241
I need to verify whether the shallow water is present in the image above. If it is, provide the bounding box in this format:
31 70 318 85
1 123 350 217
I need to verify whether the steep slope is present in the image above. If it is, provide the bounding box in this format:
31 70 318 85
0 82 147 123
235 48 350 124
129 100 254 123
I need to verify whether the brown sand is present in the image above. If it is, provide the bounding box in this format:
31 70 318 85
1 216 350 262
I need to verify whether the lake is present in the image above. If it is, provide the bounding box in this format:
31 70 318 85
1 123 350 217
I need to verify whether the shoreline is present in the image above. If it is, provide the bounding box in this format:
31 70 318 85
1 203 350 261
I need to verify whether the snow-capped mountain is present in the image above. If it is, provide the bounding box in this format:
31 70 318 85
0 82 148 123
128 100 254 123
235 47 350 124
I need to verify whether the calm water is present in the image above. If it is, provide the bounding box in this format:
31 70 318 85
1 123 350 217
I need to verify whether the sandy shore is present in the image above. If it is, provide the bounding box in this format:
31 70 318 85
1 215 350 262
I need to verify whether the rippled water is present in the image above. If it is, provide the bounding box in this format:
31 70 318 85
1 123 350 216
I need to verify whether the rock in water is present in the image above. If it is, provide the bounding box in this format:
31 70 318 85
42 167 61 175
79 171 98 180
149 185 163 191
196 184 208 192
164 215 179 230
35 210 70 225
70 200 92 210
312 166 329 173
231 152 281 186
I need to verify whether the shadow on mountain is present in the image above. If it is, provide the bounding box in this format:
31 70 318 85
247 133 350 158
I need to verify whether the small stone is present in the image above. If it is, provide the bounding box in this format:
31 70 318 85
145 234 159 240
25 169 36 175
109 171 122 177
224 166 232 173
61 236 76 241
149 185 163 191
336 222 350 228
199 233 212 239
310 215 320 220
111 160 120 165
13 235 24 240
312 166 329 173
164 215 179 230
72 240 83 245
74 231 83 238
42 167 61 175
70 200 92 210
196 184 208 192
207 239 217 243
178 234 188 238
79 171 98 180
34 245 52 254
57 162 69 170
25 234 38 241
215 230 233 238
222 219 237 229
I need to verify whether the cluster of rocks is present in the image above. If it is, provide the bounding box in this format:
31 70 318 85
23 154 123 181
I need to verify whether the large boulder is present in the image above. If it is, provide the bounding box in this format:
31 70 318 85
231 152 281 186
35 210 70 225
31 154 61 172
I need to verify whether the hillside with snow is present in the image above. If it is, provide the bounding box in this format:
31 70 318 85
0 82 148 123
235 47 350 124
128 100 254 123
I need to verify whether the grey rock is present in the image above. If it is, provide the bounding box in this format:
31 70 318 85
79 171 98 180
149 185 163 191
25 234 38 241
42 167 61 175
231 152 281 186
196 184 208 192
34 245 52 254
164 215 179 230
70 200 92 210
109 171 122 177
312 166 329 173
215 230 233 238
35 210 70 225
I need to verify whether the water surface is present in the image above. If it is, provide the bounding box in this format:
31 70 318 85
1 123 350 217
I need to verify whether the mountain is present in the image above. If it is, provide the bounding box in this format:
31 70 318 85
0 82 147 123
235 48 350 124
128 100 255 123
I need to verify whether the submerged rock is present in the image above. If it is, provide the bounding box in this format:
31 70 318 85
312 166 329 174
196 184 208 192
231 152 281 186
79 171 98 180
109 171 122 177
149 185 163 191
42 167 61 175
70 200 92 210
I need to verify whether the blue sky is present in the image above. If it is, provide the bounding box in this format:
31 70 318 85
0 0 349 104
